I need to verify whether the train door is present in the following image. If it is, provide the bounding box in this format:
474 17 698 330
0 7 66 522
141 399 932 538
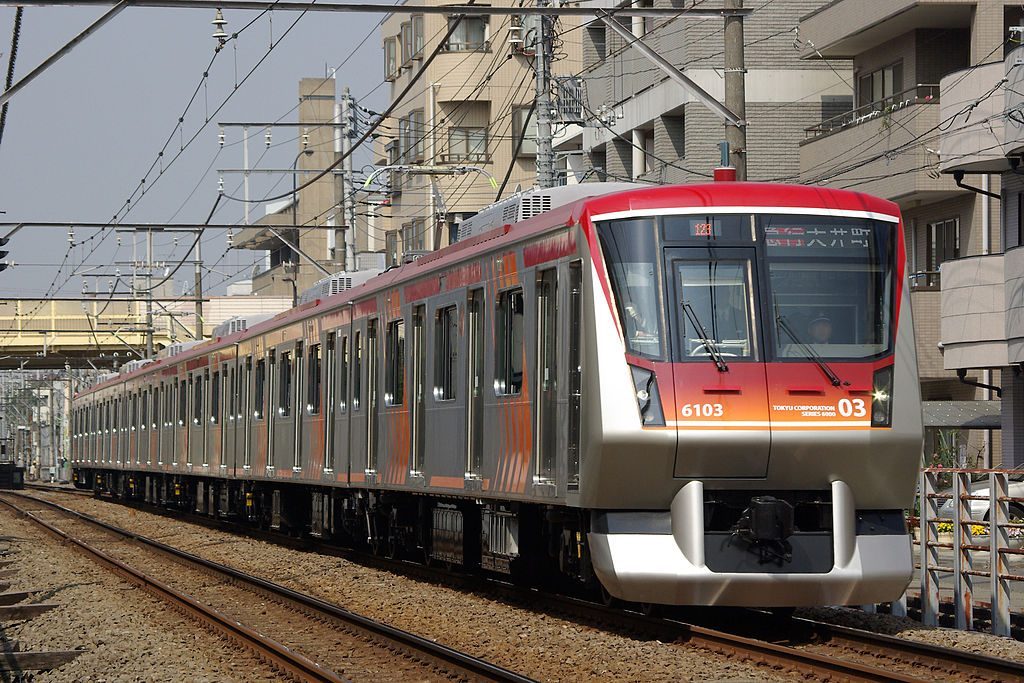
466 288 485 479
149 386 159 465
223 361 235 470
324 332 338 475
349 326 365 482
567 261 583 490
211 367 222 468
302 341 321 473
293 341 303 470
273 343 298 471
366 319 379 476
139 388 149 466
411 305 426 475
665 247 770 478
534 268 558 486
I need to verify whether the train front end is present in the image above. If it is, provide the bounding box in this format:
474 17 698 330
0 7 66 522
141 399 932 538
580 184 921 607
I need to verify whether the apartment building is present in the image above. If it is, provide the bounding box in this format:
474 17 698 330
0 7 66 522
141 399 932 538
375 0 580 261
577 0 851 185
797 1 1022 466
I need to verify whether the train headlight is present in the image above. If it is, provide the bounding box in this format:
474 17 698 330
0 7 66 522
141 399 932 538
871 366 894 427
630 365 664 427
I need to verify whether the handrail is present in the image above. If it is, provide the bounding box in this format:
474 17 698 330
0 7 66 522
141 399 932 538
805 84 940 138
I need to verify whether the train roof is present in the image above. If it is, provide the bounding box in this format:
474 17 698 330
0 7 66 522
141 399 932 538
79 182 901 396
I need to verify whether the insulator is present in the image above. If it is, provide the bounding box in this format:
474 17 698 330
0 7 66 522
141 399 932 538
218 128 225 147
265 129 272 147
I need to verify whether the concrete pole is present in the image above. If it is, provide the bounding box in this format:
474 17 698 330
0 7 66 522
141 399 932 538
64 368 72 481
194 231 204 339
341 88 357 270
146 229 154 358
535 0 556 188
724 0 747 180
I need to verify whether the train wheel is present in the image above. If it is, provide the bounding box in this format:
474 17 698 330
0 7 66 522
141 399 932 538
640 602 661 617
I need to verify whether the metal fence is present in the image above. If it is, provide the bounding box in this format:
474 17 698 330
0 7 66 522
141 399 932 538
912 468 1024 636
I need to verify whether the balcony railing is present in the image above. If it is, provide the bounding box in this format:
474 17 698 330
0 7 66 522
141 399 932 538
805 84 940 139
910 270 941 291
439 152 491 164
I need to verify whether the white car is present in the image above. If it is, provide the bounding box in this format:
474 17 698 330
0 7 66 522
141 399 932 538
936 466 1024 522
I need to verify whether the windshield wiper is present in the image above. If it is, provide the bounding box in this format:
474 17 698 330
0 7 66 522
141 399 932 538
681 301 728 372
775 315 847 387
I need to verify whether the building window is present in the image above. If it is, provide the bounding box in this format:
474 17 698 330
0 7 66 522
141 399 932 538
307 343 321 414
857 61 903 110
386 231 400 266
409 110 425 161
401 21 414 64
446 16 488 51
924 217 960 288
448 127 487 162
279 351 292 417
586 25 606 61
494 288 525 396
434 305 458 400
512 106 537 156
402 219 427 253
412 15 424 58
384 37 398 80
385 319 406 406
254 358 266 420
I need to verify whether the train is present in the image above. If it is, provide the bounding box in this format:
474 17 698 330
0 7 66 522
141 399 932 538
71 180 922 607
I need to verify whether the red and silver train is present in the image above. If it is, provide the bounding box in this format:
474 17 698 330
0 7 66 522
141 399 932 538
71 181 921 607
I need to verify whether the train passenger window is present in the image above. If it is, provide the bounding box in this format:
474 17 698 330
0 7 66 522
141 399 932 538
140 390 147 431
226 365 235 420
254 358 266 420
353 331 362 410
385 320 405 406
494 288 524 396
675 261 755 360
279 351 292 417
307 343 322 414
596 218 663 358
337 334 348 412
178 379 187 426
211 371 220 424
434 305 458 401
193 373 204 425
152 387 159 429
131 393 138 431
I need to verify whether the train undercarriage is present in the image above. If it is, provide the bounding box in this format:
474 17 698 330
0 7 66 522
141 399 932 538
73 468 598 594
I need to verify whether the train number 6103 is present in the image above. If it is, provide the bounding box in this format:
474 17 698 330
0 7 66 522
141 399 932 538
680 403 724 418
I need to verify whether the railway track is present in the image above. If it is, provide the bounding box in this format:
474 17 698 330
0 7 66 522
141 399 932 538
0 490 535 683
24 485 1024 682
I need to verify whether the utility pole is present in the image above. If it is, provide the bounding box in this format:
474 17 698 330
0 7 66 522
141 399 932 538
146 229 154 358
724 0 747 180
341 87 357 270
63 365 72 482
194 231 204 339
535 0 556 188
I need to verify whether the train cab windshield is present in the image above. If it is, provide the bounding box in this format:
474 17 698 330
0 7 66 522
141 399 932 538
597 213 896 362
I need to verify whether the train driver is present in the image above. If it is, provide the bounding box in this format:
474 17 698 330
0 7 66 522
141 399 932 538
807 314 833 345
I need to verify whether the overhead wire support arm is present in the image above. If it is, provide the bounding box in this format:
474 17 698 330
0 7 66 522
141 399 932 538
259 226 333 278
3 1 752 18
0 1 130 109
598 11 743 128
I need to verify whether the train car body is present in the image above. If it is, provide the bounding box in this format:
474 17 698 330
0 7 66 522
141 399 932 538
71 182 922 607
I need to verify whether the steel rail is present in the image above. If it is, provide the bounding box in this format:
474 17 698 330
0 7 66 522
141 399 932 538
6 490 536 683
37 485 1024 681
0 494 344 683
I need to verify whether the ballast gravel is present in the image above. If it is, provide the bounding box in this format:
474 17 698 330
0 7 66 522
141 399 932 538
37 491 791 682
0 504 281 682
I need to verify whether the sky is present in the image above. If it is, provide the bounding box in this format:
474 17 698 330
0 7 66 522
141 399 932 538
0 3 388 298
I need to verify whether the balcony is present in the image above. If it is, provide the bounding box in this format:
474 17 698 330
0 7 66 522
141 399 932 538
799 86 962 205
1004 47 1024 156
805 84 938 139
799 0 973 59
939 61 1008 174
940 254 1008 370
